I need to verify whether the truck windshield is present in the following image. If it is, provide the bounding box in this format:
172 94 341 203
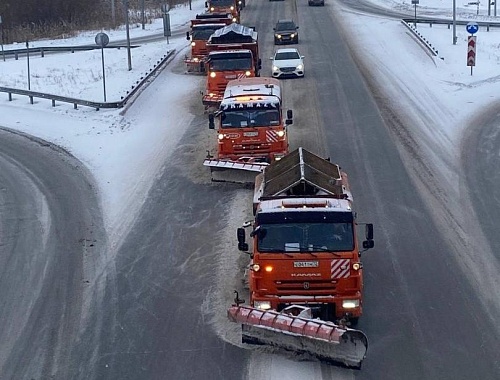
210 57 252 70
256 222 354 253
192 28 221 40
210 0 235 6
221 109 280 128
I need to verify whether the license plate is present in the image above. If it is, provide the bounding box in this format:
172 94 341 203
244 132 258 137
294 261 319 268
225 75 237 79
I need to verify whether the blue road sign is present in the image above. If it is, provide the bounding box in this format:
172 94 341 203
466 22 479 34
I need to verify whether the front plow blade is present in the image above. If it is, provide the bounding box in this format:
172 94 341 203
204 159 267 184
228 305 368 369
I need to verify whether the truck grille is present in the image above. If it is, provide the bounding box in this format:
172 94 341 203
275 280 336 293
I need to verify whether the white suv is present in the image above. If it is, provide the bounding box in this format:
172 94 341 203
271 48 305 78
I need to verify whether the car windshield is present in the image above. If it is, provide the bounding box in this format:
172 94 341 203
276 22 296 31
210 57 252 70
221 109 280 128
256 222 354 253
275 51 300 60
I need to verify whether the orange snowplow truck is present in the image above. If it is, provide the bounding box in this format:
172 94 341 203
202 23 261 108
236 148 375 324
204 77 292 174
206 0 240 23
185 14 233 73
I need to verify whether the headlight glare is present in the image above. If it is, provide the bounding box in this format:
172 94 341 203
210 72 216 78
277 130 285 137
342 299 360 309
254 301 272 310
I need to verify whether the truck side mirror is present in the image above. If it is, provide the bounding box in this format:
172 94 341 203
186 31 190 40
285 109 293 125
362 223 374 249
365 223 373 240
237 228 249 251
208 113 215 129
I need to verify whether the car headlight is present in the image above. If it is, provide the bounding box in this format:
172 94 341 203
276 34 281 39
296 64 303 70
291 33 295 38
342 299 360 309
191 41 195 47
254 301 272 310
210 72 216 78
272 65 279 71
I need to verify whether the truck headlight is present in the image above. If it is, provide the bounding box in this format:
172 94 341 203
232 17 237 22
230 5 234 10
191 42 196 47
342 299 360 309
254 301 272 310
210 6 215 10
296 64 303 70
245 71 251 76
210 72 216 78
218 133 224 140
193 57 199 62
277 130 285 137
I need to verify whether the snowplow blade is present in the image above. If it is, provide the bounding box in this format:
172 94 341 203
227 305 368 369
204 159 267 184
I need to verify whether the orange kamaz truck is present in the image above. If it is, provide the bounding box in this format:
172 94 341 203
206 0 240 22
236 148 375 324
202 23 261 108
185 14 233 72
204 77 292 182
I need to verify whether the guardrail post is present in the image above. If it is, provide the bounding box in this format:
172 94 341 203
52 99 55 107
15 52 18 60
74 103 77 109
41 48 44 58
487 25 490 31
8 92 12 101
29 95 33 104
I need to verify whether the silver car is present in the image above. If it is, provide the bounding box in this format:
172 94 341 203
271 48 305 78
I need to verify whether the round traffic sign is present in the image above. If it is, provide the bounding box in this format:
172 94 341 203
95 32 110 47
466 22 479 34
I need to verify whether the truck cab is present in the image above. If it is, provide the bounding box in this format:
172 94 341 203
206 0 240 22
209 77 291 164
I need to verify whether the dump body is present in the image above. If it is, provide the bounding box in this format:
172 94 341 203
185 14 233 72
206 0 240 22
247 148 371 322
204 77 289 173
203 24 260 108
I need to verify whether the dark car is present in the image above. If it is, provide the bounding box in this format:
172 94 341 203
308 0 325 5
273 19 299 45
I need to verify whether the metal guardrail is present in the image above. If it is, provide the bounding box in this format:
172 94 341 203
0 49 176 110
402 18 500 31
1 44 139 60
401 20 440 57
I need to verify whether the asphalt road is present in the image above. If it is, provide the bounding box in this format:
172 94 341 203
0 128 107 379
2 0 500 378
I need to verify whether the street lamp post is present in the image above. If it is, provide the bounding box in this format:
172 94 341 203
26 41 31 90
124 0 132 70
453 0 457 44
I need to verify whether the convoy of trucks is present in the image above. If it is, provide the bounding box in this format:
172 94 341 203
184 1 375 369
203 77 292 180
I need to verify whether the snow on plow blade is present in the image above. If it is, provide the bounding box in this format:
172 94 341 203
204 159 267 183
227 305 368 369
